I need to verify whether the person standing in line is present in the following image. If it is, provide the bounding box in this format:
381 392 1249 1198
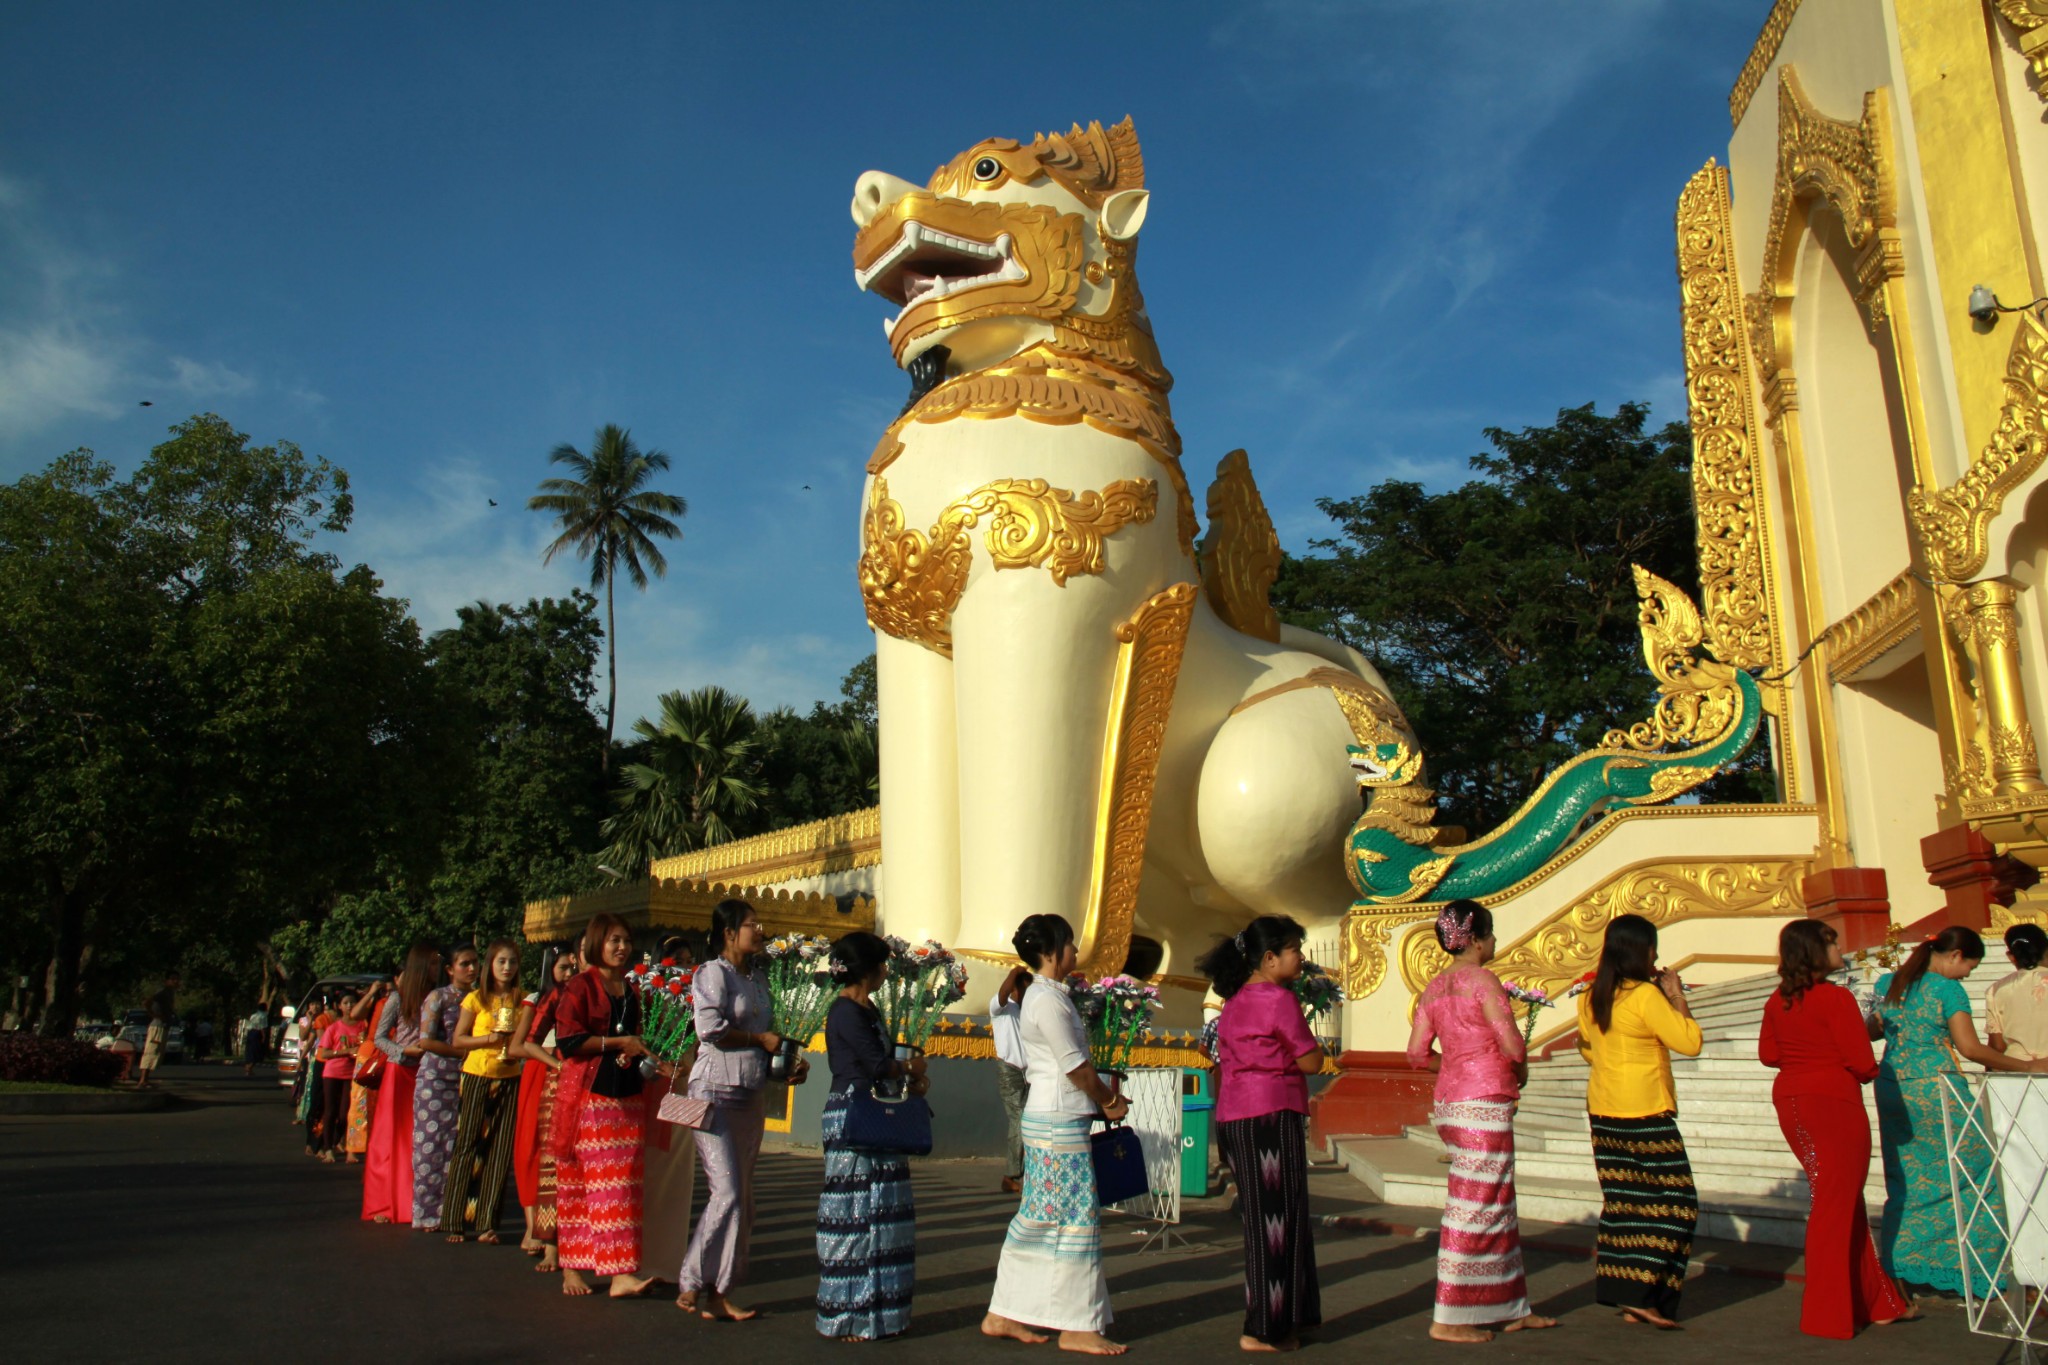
137 972 180 1089
343 984 386 1163
241 1004 269 1077
677 898 808 1320
982 913 1131 1356
312 991 367 1164
816 931 927 1341
1200 914 1333 1353
1576 913 1702 1329
553 914 658 1299
512 945 579 1262
440 939 526 1243
1406 900 1555 1343
295 1001 329 1152
641 938 701 1290
413 946 477 1231
1758 921 1916 1337
991 964 1032 1195
1988 924 2048 1061
363 944 436 1224
1871 925 2045 1296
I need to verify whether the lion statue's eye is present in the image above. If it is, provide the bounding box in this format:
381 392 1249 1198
972 156 1002 183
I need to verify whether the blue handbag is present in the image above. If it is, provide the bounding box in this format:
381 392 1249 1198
1091 1122 1149 1205
841 1085 934 1156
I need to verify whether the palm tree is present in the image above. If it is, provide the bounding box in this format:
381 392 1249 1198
528 424 686 768
598 686 765 876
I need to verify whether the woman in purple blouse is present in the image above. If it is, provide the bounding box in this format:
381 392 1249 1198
1198 915 1324 1353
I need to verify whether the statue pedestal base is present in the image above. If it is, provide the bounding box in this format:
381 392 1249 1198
1308 1051 1433 1146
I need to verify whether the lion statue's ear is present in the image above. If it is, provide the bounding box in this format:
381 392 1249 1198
1100 188 1150 242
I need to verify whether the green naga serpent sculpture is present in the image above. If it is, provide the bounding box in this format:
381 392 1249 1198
1344 565 1764 906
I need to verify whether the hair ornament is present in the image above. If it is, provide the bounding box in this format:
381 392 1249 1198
1233 931 1247 954
1437 904 1474 952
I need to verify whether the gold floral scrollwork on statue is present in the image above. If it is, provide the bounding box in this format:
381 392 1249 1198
1398 919 1453 1003
1995 1 2048 101
1200 449 1282 642
1078 582 1197 974
1907 312 2048 583
858 475 1159 656
1676 161 1778 676
1341 914 1398 1001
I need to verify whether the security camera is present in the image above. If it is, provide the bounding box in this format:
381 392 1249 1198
1968 285 1999 325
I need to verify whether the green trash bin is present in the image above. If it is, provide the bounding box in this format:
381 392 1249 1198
1181 1067 1214 1197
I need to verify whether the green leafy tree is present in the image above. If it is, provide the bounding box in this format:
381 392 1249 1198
0 417 452 1034
527 424 686 768
1273 401 1775 838
599 686 765 875
278 593 610 978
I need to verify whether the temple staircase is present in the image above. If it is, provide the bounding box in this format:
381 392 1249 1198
1330 957 2008 1247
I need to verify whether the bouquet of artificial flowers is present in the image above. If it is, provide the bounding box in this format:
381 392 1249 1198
628 958 698 1063
876 937 969 1050
1500 978 1552 1045
763 933 837 1050
1289 961 1345 1022
1070 973 1161 1075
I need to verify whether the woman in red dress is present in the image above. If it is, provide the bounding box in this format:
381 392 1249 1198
1759 921 1918 1338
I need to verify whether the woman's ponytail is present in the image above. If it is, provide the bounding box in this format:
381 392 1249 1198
1196 915 1306 1000
1884 925 1986 1004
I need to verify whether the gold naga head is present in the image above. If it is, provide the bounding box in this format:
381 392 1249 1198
849 118 1162 380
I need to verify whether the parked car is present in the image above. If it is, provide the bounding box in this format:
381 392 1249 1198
276 974 388 1088
118 1008 185 1063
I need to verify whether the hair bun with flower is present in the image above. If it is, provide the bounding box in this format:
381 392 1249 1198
1437 904 1474 952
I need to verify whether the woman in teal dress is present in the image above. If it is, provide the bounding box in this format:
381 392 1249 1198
1872 926 2047 1296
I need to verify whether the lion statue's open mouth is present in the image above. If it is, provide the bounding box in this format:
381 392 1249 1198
855 222 1027 340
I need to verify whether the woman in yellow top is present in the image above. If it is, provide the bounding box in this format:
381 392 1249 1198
1575 912 1703 1330
440 938 526 1243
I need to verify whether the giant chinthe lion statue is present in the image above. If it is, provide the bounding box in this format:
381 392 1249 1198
848 118 1417 988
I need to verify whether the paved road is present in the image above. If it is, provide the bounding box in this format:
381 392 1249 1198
0 1065 2015 1363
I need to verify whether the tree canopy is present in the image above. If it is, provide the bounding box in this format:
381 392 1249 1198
1273 401 1775 836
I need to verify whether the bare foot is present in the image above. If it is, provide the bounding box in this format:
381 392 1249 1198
677 1291 700 1315
982 1314 1051 1345
536 1248 559 1273
1429 1325 1494 1343
700 1292 759 1320
445 1233 466 1244
521 1236 544 1256
561 1267 593 1297
1239 1335 1298 1352
371 1215 391 1225
1058 1331 1127 1355
1872 1303 1923 1326
1502 1314 1557 1332
477 1231 501 1245
1618 1308 1680 1331
608 1273 657 1299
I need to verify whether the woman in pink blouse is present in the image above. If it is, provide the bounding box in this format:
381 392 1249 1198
1406 899 1555 1343
1198 915 1323 1352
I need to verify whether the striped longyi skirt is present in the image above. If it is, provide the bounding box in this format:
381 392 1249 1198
1590 1111 1697 1319
1431 1099 1529 1325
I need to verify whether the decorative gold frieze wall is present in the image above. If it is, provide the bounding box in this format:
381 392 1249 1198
1397 860 1806 1010
1907 313 2048 584
651 805 881 885
1823 570 1919 681
1997 1 2048 100
524 877 876 943
1731 0 1802 127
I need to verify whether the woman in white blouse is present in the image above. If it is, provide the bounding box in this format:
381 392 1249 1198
982 913 1132 1356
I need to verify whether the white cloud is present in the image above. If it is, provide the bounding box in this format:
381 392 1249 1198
168 356 256 397
0 170 267 447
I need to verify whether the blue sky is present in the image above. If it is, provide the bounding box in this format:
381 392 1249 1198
0 2 1770 725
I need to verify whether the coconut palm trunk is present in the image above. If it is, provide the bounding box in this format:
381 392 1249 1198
527 423 686 771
